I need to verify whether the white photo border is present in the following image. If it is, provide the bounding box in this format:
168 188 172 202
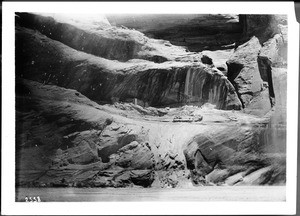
2 1 298 215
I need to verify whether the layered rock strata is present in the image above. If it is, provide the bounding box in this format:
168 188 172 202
16 26 242 109
16 79 285 187
15 13 287 188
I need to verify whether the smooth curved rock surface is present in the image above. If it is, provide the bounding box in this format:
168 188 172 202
16 12 190 63
16 26 242 109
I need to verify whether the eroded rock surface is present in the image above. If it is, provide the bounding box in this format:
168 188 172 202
15 13 287 188
239 14 287 44
107 14 241 52
16 80 284 187
16 26 242 109
16 12 190 63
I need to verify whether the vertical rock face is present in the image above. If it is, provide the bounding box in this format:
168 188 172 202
111 66 241 109
239 14 287 43
182 68 241 109
259 68 287 154
257 33 287 104
255 25 287 147
258 34 286 68
272 68 287 125
226 14 287 115
226 36 263 107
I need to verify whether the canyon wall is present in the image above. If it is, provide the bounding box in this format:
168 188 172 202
15 12 287 188
15 24 241 109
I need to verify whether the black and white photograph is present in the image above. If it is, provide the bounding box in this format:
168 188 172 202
1 1 299 215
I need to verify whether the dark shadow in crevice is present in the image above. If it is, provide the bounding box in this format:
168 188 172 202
257 56 275 106
226 62 245 108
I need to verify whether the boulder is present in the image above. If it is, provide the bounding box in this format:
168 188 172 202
205 168 229 184
113 141 155 169
95 169 155 188
224 171 246 185
183 124 278 183
201 49 234 75
243 87 272 117
130 170 155 187
226 36 263 107
235 166 272 185
258 34 286 69
152 170 192 188
200 55 213 65
97 133 141 163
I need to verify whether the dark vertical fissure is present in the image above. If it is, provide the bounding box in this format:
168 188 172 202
266 65 275 106
257 57 276 106
238 14 248 36
226 62 245 108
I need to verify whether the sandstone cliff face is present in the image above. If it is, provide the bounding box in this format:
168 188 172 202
227 36 263 107
226 14 287 116
239 14 287 43
257 33 287 106
16 26 241 109
107 14 287 53
107 14 241 52
16 79 285 187
15 13 287 188
16 12 189 63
